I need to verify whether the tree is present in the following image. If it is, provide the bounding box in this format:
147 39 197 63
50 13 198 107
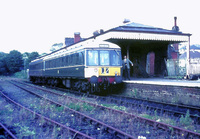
6 50 23 74
0 52 8 75
26 52 39 69
50 43 63 52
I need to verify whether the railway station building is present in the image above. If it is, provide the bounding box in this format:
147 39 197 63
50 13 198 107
65 17 191 78
93 17 191 78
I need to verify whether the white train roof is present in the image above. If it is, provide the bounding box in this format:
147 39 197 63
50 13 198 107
31 39 120 63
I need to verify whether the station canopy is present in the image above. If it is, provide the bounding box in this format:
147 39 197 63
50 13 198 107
95 22 191 44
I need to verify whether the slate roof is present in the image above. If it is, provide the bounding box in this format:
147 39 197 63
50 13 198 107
110 22 191 36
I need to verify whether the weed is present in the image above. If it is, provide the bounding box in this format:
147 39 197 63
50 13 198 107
133 88 139 98
154 110 158 120
180 110 193 127
81 103 95 111
56 106 64 112
68 103 81 111
19 126 36 137
140 114 153 120
168 127 174 134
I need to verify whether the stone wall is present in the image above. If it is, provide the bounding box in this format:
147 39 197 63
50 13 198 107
123 83 200 107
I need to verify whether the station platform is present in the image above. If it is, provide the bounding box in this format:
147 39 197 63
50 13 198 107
122 77 200 88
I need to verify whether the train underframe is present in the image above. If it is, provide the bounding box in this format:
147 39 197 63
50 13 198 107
30 76 122 94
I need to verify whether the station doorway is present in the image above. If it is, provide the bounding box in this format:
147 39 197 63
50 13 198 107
109 39 169 78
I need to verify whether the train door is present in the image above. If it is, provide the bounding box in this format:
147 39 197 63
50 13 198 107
146 52 155 76
43 61 45 71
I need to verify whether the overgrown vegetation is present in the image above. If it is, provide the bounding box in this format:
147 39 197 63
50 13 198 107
14 70 28 79
0 50 39 76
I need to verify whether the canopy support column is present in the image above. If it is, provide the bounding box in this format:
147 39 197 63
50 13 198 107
127 45 130 59
186 36 190 78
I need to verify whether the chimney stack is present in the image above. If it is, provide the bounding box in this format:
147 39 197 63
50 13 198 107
172 16 179 32
74 32 81 43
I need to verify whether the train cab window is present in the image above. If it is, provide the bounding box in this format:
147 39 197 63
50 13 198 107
87 50 99 66
110 50 121 66
100 51 109 66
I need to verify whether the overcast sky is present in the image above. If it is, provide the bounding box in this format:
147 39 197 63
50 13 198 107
0 0 199 54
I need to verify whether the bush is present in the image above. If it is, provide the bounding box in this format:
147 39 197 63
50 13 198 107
14 70 28 79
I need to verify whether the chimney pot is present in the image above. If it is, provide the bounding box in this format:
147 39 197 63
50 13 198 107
174 16 177 26
74 32 81 43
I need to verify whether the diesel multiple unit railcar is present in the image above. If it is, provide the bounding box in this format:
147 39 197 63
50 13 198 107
29 39 122 93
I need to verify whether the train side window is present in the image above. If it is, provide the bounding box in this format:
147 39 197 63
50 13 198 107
53 59 56 67
46 61 48 69
87 50 99 66
48 60 50 68
55 59 58 67
69 55 72 66
65 56 68 66
72 54 76 65
52 59 54 67
79 52 84 65
40 63 42 69
54 59 57 67
58 58 61 67
75 53 79 65
51 60 53 68
50 60 52 68
51 60 54 68
60 57 62 67
47 61 49 68
61 57 64 67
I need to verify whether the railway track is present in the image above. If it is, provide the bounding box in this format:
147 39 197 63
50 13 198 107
107 93 200 123
7 80 135 139
0 122 17 139
10 80 200 138
0 90 93 139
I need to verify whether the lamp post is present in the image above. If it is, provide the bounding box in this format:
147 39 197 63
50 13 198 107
23 54 28 76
